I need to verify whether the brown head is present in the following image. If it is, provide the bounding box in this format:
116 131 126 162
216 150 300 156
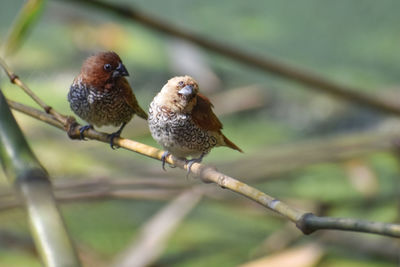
156 76 200 113
79 51 129 89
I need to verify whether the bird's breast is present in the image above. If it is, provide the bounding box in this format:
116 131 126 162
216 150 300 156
148 101 220 158
68 82 134 127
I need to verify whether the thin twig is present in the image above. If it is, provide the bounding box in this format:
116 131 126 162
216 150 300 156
2 60 400 238
0 57 69 124
297 213 400 237
5 98 306 221
7 99 64 129
7 99 400 237
62 0 400 117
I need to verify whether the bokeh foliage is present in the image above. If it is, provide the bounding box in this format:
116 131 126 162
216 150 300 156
0 0 399 266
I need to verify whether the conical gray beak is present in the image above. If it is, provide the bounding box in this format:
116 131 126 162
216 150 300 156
178 85 193 96
113 63 129 77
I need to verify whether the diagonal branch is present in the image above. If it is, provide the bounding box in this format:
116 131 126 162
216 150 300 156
6 98 400 238
2 59 400 238
0 57 69 125
61 0 400 117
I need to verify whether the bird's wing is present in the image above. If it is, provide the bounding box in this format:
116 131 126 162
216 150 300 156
192 93 243 152
119 78 148 120
191 93 223 131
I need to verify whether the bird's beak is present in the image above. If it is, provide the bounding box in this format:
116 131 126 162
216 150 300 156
113 63 129 77
178 85 194 96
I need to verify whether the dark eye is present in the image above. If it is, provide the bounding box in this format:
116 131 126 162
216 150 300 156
178 81 184 86
104 64 112 71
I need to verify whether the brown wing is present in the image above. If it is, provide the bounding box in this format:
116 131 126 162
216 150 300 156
191 93 222 131
192 93 243 152
119 78 148 120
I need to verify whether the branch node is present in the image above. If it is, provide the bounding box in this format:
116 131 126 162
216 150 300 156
197 165 218 184
15 168 50 187
296 212 317 235
217 174 227 188
44 106 52 114
268 199 281 209
9 73 19 84
65 116 81 140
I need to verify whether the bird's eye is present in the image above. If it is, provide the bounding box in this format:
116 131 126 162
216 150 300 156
104 64 112 71
178 81 184 86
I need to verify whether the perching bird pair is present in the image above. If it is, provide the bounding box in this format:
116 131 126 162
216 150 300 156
68 51 242 169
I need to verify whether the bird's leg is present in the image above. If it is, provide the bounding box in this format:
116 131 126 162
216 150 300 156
79 125 93 140
108 122 126 149
161 151 170 171
186 153 205 177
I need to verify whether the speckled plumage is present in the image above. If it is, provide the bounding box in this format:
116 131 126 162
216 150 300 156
149 101 221 158
67 51 147 130
148 76 242 160
68 77 136 127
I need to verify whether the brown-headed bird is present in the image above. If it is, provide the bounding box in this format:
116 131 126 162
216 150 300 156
68 51 148 148
148 75 242 170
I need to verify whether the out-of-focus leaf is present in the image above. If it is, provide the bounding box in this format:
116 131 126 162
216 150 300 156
344 159 379 197
3 0 46 55
240 243 324 267
113 189 203 267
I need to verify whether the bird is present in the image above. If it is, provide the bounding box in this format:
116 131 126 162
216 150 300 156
148 75 242 171
68 51 148 148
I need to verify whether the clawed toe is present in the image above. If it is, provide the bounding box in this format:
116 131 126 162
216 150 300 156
109 122 126 149
186 153 205 177
161 152 205 176
161 151 170 171
186 161 196 177
108 132 121 149
79 125 93 140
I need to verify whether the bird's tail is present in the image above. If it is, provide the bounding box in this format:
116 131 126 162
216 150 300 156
135 105 148 120
223 135 243 153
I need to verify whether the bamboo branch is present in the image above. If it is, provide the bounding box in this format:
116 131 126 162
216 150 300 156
0 90 81 267
0 58 69 125
7 99 64 129
6 99 400 238
61 0 400 117
2 60 400 238
297 213 400 237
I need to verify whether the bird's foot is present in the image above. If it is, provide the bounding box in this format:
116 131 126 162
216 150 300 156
161 151 170 171
108 130 122 149
108 122 127 149
79 125 93 140
186 154 205 178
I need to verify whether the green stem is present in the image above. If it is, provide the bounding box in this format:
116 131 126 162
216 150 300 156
297 213 400 237
0 90 81 267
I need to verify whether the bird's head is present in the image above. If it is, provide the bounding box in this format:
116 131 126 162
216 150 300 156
80 51 129 88
158 76 199 113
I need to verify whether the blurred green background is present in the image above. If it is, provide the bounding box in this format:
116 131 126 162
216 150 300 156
0 0 400 266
